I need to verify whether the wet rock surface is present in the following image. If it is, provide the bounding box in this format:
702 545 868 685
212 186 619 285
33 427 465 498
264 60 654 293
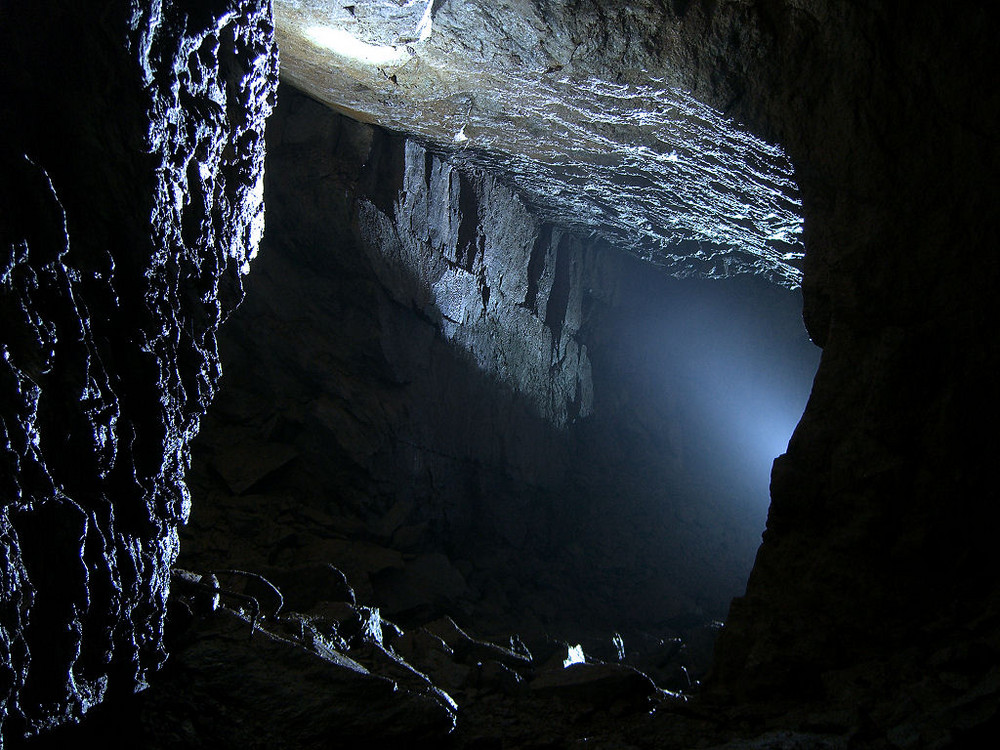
0 0 277 743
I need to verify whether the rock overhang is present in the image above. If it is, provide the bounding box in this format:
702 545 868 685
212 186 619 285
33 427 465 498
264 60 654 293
274 0 806 287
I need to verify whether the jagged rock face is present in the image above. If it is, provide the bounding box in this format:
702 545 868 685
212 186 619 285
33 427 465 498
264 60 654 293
0 0 277 742
695 2 1000 716
358 138 594 427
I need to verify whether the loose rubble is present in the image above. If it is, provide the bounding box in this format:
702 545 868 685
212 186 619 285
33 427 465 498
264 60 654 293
80 564 721 749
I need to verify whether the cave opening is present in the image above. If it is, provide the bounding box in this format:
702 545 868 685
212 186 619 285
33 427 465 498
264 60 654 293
174 75 820 700
171 10 824 687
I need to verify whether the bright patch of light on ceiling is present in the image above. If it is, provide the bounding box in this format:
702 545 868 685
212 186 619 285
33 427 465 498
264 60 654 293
304 25 411 67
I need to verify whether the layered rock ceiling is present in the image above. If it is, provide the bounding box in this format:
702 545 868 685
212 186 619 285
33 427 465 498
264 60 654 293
3 0 1000 748
275 0 806 285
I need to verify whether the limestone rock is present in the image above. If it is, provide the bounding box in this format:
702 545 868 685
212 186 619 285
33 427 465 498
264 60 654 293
423 616 531 673
256 563 356 610
388 627 473 693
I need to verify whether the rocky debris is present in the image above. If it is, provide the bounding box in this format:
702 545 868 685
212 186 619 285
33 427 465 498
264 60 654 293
0 0 276 743
22 562 732 748
389 626 474 693
620 634 689 691
699 731 849 750
255 562 357 610
529 662 657 706
423 617 532 673
152 565 723 748
142 605 457 748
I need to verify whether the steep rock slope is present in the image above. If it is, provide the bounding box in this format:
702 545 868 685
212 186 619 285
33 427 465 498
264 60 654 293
0 0 277 742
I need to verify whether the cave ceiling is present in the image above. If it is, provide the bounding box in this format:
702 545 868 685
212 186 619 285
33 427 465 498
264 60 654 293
274 0 805 286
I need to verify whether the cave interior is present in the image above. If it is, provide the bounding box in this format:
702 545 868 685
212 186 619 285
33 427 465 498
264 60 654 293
1 1 999 749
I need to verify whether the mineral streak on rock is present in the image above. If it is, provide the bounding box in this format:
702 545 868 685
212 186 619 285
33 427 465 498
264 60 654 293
0 0 277 742
274 0 805 286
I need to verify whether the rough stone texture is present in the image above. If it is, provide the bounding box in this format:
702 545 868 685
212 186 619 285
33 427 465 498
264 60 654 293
358 137 594 427
137 604 457 748
0 0 277 743
20 564 738 750
684 1 1000 721
274 0 807 285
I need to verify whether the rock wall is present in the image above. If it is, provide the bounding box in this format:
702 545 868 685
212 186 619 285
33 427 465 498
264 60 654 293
646 0 1000 735
357 138 594 428
0 0 277 743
